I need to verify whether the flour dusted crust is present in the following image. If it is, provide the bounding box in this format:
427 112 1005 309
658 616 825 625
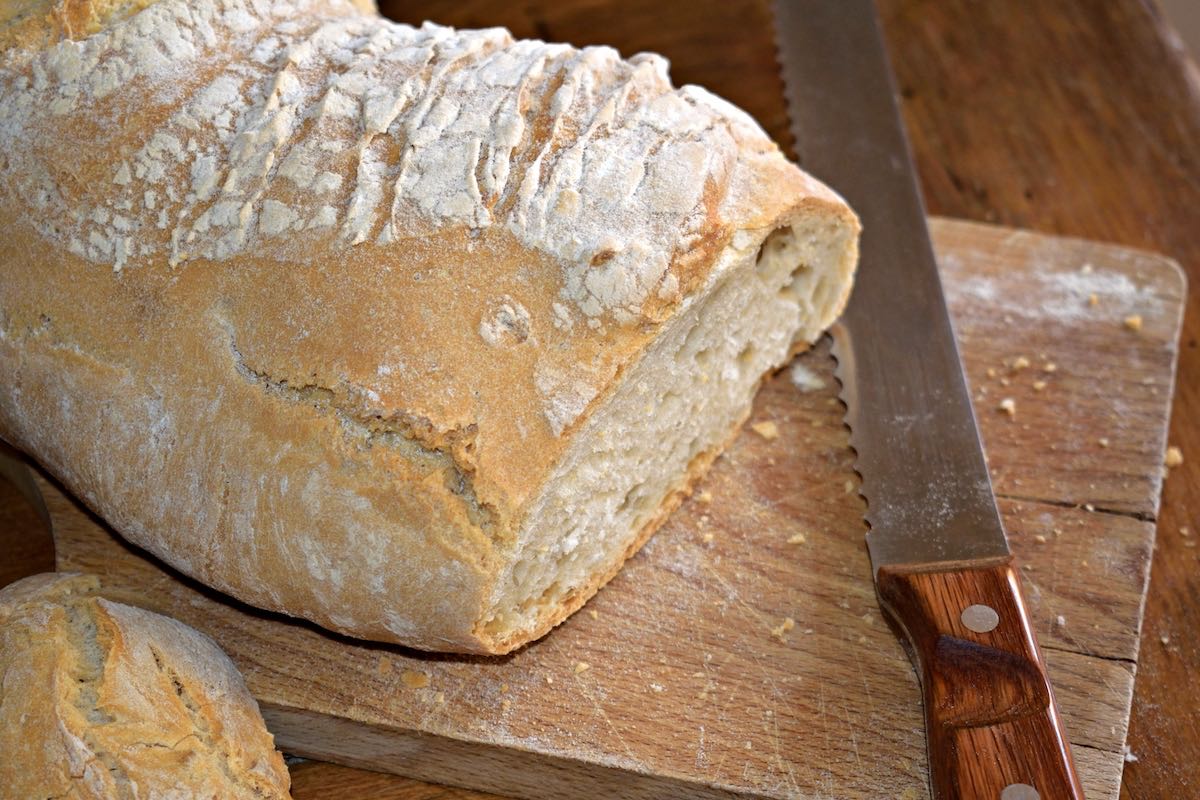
0 572 291 799
0 0 859 652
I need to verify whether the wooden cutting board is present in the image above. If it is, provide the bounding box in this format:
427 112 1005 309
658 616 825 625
25 218 1183 799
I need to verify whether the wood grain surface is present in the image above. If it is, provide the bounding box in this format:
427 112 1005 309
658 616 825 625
11 219 1178 799
876 559 1084 799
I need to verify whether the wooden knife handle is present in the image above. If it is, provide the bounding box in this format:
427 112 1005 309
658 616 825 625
876 558 1085 800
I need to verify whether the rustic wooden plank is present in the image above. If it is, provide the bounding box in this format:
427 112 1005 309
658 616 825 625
1004 498 1153 664
1071 745 1125 800
290 761 501 800
35 219 1179 799
1043 649 1135 755
939 223 1185 518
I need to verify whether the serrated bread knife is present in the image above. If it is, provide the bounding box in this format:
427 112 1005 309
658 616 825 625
772 2 1085 798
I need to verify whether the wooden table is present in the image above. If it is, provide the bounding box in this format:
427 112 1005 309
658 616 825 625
2 1 1195 797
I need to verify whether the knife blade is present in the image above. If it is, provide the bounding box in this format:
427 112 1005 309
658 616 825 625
772 2 1085 798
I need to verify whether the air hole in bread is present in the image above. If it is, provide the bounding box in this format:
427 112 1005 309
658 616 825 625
755 225 794 276
780 260 813 303
617 484 652 514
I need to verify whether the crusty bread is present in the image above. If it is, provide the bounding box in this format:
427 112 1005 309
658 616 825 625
0 0 859 653
0 572 291 799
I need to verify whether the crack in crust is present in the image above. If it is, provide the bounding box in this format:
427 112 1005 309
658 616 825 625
62 601 134 799
224 326 497 533
0 573 292 798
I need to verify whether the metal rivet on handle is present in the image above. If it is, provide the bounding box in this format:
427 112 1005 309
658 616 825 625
961 604 1000 633
1001 784 1040 800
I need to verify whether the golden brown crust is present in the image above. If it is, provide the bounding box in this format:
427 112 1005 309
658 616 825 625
0 0 858 652
0 572 292 799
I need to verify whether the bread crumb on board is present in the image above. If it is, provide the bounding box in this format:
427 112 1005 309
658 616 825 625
401 670 430 689
1098 437 1110 448
696 489 713 504
1034 533 1047 543
751 420 779 440
434 692 445 704
1164 445 1183 468
1032 380 1047 392
771 617 796 640
701 531 714 543
1042 362 1058 373
588 609 599 620
573 661 591 675
1088 292 1100 307
1124 314 1143 332
790 362 827 393
1011 355 1031 370
787 533 807 545
998 397 1016 416
1056 614 1067 627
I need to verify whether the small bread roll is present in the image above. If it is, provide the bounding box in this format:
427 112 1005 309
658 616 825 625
0 572 291 799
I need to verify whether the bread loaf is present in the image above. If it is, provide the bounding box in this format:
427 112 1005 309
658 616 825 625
0 0 859 653
0 572 291 799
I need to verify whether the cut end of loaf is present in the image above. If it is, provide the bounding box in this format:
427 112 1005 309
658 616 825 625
476 205 858 653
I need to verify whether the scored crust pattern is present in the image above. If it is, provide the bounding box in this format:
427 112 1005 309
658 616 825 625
0 0 831 323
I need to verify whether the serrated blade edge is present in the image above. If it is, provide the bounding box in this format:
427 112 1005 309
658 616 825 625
773 0 1010 571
